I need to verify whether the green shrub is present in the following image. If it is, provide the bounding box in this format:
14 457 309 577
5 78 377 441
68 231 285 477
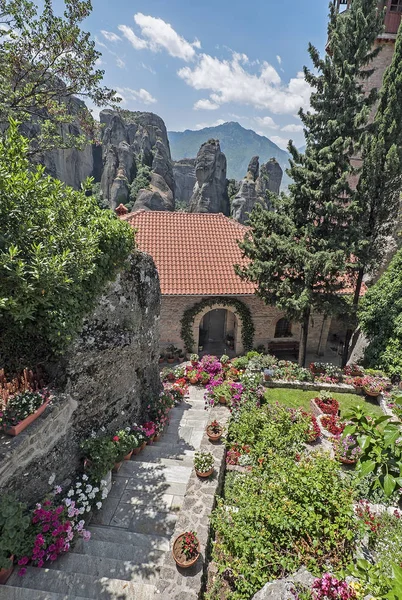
0 121 135 370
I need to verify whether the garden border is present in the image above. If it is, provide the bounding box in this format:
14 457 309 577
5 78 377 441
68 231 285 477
155 402 230 600
263 379 357 394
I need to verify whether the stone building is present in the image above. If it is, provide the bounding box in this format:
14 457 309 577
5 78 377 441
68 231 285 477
122 210 333 357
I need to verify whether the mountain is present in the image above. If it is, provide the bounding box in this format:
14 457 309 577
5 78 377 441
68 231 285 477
168 121 292 188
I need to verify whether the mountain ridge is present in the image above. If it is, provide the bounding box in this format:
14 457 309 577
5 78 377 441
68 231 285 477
168 121 292 188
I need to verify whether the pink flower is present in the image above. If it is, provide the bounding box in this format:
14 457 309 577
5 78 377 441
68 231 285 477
18 556 29 566
18 568 27 576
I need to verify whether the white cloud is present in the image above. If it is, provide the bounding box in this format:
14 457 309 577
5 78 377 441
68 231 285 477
178 53 311 115
281 123 303 133
118 24 148 50
271 135 290 150
141 62 156 74
194 98 220 111
116 87 157 105
116 57 126 69
101 30 121 43
194 119 226 130
276 55 282 65
95 35 108 50
130 13 199 61
255 116 279 129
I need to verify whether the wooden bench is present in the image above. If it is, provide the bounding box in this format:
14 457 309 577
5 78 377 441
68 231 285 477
268 340 300 358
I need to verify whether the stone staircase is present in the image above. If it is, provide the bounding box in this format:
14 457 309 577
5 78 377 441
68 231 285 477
0 388 209 600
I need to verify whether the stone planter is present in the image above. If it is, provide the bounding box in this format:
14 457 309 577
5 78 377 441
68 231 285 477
5 398 51 436
113 461 123 473
0 556 14 585
104 470 112 495
309 398 324 418
195 467 214 478
172 534 200 569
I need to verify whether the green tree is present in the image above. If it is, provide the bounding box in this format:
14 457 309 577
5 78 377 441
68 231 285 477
237 0 382 366
0 121 135 370
343 22 402 365
0 0 117 154
359 248 402 375
128 162 152 210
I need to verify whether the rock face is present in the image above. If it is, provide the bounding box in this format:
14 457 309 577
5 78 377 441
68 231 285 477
232 156 283 224
173 158 197 206
21 96 94 189
0 252 161 505
99 110 175 211
252 568 315 600
188 139 230 215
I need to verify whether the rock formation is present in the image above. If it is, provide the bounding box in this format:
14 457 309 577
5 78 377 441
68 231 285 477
188 139 230 215
99 109 175 211
173 158 197 206
0 251 161 505
232 156 283 224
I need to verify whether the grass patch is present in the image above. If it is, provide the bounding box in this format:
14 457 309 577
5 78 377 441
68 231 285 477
264 387 384 418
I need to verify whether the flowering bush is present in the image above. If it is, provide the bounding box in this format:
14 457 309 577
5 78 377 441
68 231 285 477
355 500 382 535
344 364 364 377
197 370 210 385
301 411 321 443
186 368 199 383
224 366 240 381
199 355 223 376
320 415 346 436
314 392 340 416
361 375 389 394
180 531 199 559
131 423 147 444
311 574 357 599
274 361 313 382
112 429 139 460
333 435 361 463
60 474 109 517
0 390 50 430
160 367 175 382
142 421 157 439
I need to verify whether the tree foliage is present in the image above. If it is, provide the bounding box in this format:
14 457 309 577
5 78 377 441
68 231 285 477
237 0 382 366
359 248 402 375
0 0 117 154
128 162 152 210
0 121 135 370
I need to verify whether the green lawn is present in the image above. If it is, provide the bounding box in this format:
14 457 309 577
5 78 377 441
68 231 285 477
264 387 384 418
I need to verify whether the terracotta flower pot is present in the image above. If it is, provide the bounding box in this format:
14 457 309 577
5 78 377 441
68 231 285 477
363 387 380 398
353 385 363 395
189 377 198 385
0 556 14 585
206 427 223 442
154 432 161 442
132 446 142 456
167 358 175 364
124 450 133 461
218 396 227 405
172 534 200 569
159 358 164 364
140 441 147 451
337 456 357 465
5 397 51 436
195 467 214 478
113 461 123 473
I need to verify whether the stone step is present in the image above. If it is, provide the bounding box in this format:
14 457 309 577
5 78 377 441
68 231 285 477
72 537 165 566
117 460 192 483
46 551 160 584
9 566 156 600
0 585 89 600
124 477 187 498
141 444 195 462
110 505 178 536
131 452 194 468
88 525 171 552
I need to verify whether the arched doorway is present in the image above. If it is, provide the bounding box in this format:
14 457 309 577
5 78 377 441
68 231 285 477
197 307 239 356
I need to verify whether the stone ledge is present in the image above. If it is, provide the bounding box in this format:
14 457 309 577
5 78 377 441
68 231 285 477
264 380 357 394
155 404 230 600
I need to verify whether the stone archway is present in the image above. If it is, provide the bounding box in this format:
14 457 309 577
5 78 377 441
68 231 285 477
193 304 243 355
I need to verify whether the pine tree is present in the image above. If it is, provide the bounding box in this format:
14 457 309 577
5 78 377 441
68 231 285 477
342 21 402 365
237 0 382 366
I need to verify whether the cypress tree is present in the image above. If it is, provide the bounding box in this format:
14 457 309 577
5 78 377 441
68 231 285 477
237 0 382 366
343 21 402 365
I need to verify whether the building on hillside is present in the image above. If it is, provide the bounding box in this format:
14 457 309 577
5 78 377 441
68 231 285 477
120 209 337 358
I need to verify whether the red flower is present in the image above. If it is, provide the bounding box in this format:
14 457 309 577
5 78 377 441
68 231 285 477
113 436 120 442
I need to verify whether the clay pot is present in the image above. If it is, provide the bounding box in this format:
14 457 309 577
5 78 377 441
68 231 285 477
113 461 123 473
172 534 200 569
337 456 357 465
5 398 51 436
124 450 133 461
195 467 214 478
159 358 164 364
154 433 161 442
353 385 363 395
167 357 175 364
0 556 14 585
132 446 142 456
189 377 198 385
206 426 223 442
140 441 147 451
363 387 380 398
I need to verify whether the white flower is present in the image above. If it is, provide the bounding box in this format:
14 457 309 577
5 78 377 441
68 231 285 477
76 482 82 488
79 507 85 515
100 480 107 487
82 474 88 481
86 505 91 512
102 489 108 499
67 489 74 498
64 498 72 507
96 502 102 510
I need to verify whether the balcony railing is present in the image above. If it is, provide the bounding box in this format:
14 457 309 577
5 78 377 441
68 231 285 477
333 0 401 34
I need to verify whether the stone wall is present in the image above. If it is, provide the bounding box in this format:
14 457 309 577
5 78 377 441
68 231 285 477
160 295 331 356
0 251 161 506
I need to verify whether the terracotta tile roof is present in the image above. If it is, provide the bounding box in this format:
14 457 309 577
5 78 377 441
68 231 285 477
123 211 255 296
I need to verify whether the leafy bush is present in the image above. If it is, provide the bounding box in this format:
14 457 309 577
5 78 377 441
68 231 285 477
0 495 32 570
129 162 152 209
0 122 135 370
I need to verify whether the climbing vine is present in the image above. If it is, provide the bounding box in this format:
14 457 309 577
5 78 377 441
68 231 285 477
180 297 255 353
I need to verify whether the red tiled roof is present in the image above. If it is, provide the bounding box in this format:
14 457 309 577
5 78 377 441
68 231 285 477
123 211 255 296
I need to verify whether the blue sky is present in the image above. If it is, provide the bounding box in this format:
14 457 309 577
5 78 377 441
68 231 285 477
80 0 330 149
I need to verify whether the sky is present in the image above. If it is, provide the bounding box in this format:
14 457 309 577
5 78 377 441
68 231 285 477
78 0 331 149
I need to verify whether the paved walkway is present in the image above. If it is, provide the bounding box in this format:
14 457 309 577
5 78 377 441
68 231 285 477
0 387 209 600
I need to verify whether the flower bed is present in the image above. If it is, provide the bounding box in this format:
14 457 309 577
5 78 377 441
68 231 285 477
0 390 51 436
319 414 346 436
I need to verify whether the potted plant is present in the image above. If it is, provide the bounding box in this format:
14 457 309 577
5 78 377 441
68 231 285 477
302 412 321 443
333 434 361 465
172 531 200 568
198 370 210 386
344 363 364 378
263 368 275 382
159 352 165 364
177 350 185 363
206 420 223 442
309 362 326 375
161 367 175 382
352 376 364 395
187 369 199 385
166 344 176 364
0 390 51 436
142 421 157 443
213 382 233 405
362 376 384 398
190 353 199 367
194 451 214 478
0 495 32 584
81 436 119 481
132 424 147 453
112 429 139 462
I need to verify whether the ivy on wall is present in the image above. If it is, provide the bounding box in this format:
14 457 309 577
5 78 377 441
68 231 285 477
180 297 255 353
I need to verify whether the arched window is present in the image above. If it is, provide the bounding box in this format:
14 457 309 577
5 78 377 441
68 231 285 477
274 318 292 338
